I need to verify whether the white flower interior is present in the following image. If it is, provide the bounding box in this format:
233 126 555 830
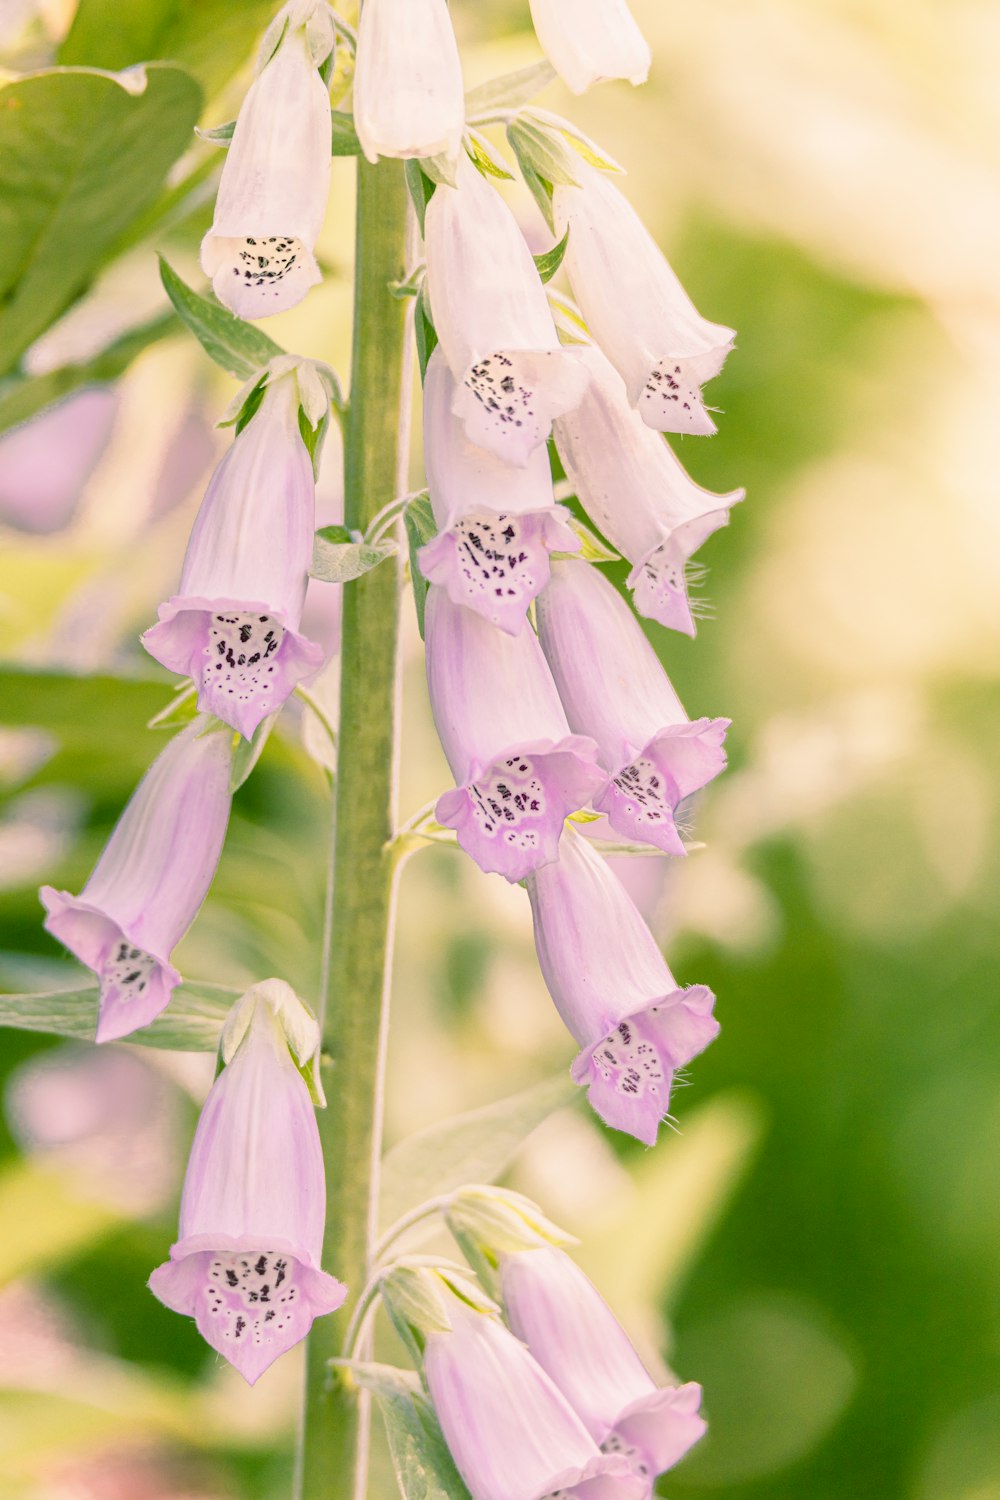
206 1251 300 1349
205 611 285 707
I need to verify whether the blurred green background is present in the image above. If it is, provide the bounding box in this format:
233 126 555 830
1 0 998 1497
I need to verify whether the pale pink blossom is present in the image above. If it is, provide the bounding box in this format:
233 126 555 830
39 721 232 1044
528 0 651 95
353 0 464 164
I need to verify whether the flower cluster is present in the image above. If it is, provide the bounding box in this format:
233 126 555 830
404 3 741 1147
373 1185 706 1500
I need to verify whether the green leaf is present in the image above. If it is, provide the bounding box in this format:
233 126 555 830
528 109 624 174
566 516 620 563
507 117 580 190
330 108 362 156
195 118 235 145
533 227 569 285
0 979 240 1050
59 0 279 101
159 257 285 379
230 712 278 790
312 528 398 583
343 1362 472 1500
464 60 557 118
379 1074 577 1230
414 284 439 385
0 65 203 378
465 128 514 181
405 160 437 238
419 152 458 189
403 493 437 637
0 312 176 440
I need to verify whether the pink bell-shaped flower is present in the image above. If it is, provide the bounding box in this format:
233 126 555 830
353 0 465 164
423 1299 646 1500
535 558 729 854
142 365 325 740
39 720 232 1044
424 155 589 466
200 1 335 318
418 349 579 635
553 342 743 634
527 0 651 95
501 1246 706 1484
554 165 735 435
525 825 719 1144
425 586 604 881
148 980 346 1385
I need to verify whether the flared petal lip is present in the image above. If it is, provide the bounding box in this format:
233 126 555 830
534 1449 647 1500
39 886 176 978
165 1232 322 1266
622 332 737 408
150 592 297 633
570 983 720 1081
614 1380 707 1476
461 732 603 789
624 498 743 590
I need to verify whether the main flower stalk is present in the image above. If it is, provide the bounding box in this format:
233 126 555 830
297 155 411 1500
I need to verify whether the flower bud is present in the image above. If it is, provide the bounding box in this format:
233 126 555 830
353 0 465 165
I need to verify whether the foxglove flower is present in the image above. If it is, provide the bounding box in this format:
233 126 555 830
525 825 718 1144
554 343 743 634
353 0 464 164
528 0 651 95
425 155 589 466
201 1 335 318
502 1247 706 1484
39 721 232 1045
536 559 729 854
425 586 604 881
423 1299 646 1500
554 164 735 434
142 365 325 740
418 349 578 634
149 980 346 1385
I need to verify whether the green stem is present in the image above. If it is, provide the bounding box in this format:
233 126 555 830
296 156 411 1500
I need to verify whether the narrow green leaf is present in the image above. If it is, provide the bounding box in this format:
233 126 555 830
158 258 285 379
533 227 570 284
195 118 235 145
403 493 437 637
465 128 514 181
420 152 458 189
312 529 398 583
0 65 202 376
0 980 241 1051
379 1074 577 1229
567 516 620 563
405 160 437 237
528 109 625 174
0 312 176 440
507 117 580 190
230 712 279 790
464 60 557 118
344 1363 472 1500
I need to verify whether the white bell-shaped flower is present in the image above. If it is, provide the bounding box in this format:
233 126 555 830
528 0 651 95
554 163 735 434
201 4 334 319
425 155 589 466
353 0 465 164
553 342 743 634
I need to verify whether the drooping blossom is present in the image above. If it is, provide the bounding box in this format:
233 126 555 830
502 1247 706 1485
535 558 729 854
200 0 335 318
553 342 743 634
525 824 718 1144
149 980 345 1385
554 164 735 434
353 0 464 165
425 586 604 881
417 349 578 634
424 154 589 466
142 362 326 740
420 1296 647 1500
527 0 651 95
39 720 232 1045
